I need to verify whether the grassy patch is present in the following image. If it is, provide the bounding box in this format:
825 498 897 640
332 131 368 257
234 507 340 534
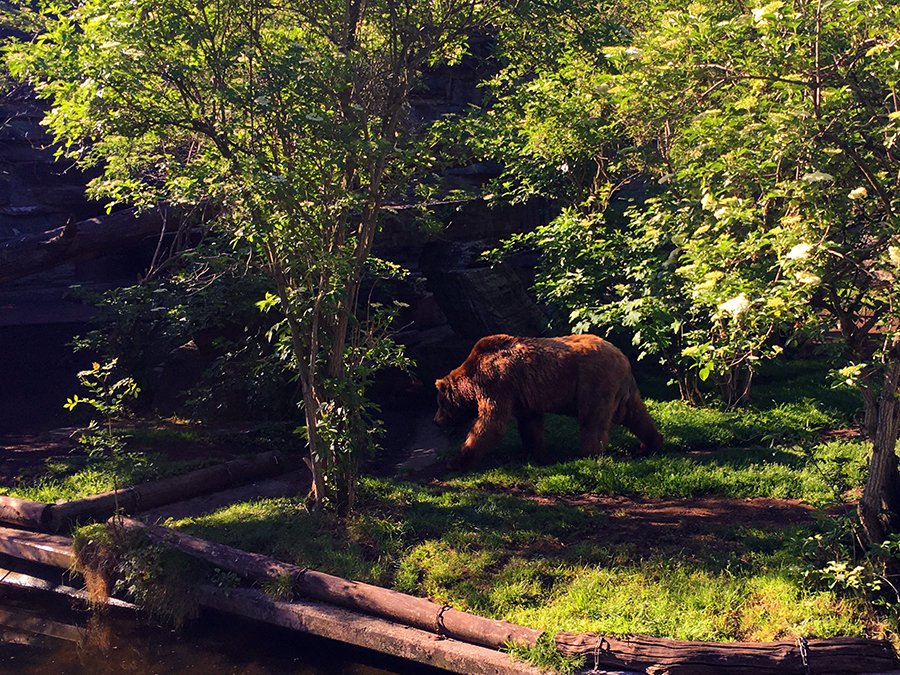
456 439 870 505
0 452 211 502
11 358 896 673
170 475 891 659
158 362 894 672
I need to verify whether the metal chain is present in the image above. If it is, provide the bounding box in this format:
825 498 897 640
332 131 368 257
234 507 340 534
798 636 811 675
590 634 610 674
434 604 452 637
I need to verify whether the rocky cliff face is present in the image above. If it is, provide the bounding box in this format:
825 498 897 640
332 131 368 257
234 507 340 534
0 89 131 434
0 60 555 431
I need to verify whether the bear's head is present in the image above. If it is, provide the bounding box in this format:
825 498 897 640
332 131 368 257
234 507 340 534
434 376 477 427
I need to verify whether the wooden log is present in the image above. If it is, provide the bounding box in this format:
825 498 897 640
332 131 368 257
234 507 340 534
0 563 137 610
2 523 897 675
0 604 86 643
115 516 543 651
49 451 287 531
0 495 51 530
0 524 540 673
554 631 900 675
193 585 545 675
0 525 74 569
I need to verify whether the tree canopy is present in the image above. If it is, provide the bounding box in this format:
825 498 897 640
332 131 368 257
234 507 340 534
470 0 900 543
8 0 493 510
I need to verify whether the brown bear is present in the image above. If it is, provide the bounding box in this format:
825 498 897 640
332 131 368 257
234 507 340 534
434 334 664 469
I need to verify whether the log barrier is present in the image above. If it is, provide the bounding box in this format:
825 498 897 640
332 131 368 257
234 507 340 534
555 630 899 675
0 502 897 674
0 523 544 675
115 516 543 651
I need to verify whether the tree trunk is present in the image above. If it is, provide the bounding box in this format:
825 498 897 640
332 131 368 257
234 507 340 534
858 361 900 544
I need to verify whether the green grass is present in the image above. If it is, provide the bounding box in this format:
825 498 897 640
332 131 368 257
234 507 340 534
168 472 888 673
0 451 212 502
458 439 870 505
0 451 216 503
157 360 895 672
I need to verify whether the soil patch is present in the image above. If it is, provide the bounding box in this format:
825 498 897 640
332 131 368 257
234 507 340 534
557 493 847 558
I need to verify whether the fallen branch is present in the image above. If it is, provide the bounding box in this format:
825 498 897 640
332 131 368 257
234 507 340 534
0 561 137 610
0 525 74 569
0 604 86 643
1 522 897 674
193 585 544 675
0 495 51 530
48 451 288 532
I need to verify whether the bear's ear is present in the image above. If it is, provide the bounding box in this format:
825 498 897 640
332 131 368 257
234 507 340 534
435 378 447 392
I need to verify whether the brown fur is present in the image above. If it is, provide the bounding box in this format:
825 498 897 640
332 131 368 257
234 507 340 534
434 334 664 470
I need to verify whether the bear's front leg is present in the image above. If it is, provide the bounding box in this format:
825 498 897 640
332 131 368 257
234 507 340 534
448 403 510 471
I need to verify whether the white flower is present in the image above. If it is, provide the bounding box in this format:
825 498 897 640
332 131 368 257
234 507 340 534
889 246 900 268
558 162 569 174
786 243 813 260
701 193 717 211
801 170 834 184
719 293 750 318
713 206 729 220
305 113 324 121
254 95 270 106
752 1 783 23
848 187 868 200
795 272 821 285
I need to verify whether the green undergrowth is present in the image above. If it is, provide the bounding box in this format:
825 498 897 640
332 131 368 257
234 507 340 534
460 437 870 505
0 451 211 503
161 364 894 672
0 424 298 503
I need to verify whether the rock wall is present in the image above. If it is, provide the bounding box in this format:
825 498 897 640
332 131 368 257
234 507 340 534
0 56 556 430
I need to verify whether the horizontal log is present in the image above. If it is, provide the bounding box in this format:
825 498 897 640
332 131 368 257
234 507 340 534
193 585 545 675
49 451 287 531
0 525 540 673
0 604 85 643
0 526 74 569
116 516 543 651
3 524 897 675
554 630 899 675
0 562 137 610
0 495 51 530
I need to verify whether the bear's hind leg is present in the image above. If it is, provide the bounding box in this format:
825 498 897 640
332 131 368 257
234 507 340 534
579 418 612 457
516 412 546 463
577 392 616 456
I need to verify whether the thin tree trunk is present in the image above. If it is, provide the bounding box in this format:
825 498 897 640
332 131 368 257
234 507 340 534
264 245 327 509
858 361 900 544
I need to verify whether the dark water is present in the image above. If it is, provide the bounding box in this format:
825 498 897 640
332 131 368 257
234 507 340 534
0 585 446 675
